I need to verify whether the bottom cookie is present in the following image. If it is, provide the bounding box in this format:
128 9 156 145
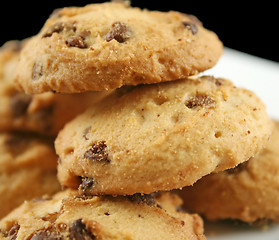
0 189 206 240
178 120 279 223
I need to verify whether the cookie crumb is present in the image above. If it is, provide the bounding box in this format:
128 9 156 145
84 141 110 163
42 22 76 38
81 177 95 192
127 193 160 207
30 230 60 240
182 21 198 34
105 21 132 43
66 35 88 48
185 94 215 109
69 219 95 240
8 224 20 240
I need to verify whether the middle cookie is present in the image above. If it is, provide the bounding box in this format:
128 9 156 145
55 76 272 195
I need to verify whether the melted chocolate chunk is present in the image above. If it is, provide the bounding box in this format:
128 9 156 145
30 230 61 240
66 36 87 49
84 141 110 163
69 219 95 240
66 30 90 49
81 177 95 192
8 224 20 240
10 93 32 117
42 22 76 38
215 78 225 87
105 21 132 43
182 21 198 35
185 94 215 109
127 193 158 207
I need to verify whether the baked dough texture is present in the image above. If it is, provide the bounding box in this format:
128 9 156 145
55 76 272 195
179 120 279 223
0 40 112 136
0 190 206 240
14 1 223 93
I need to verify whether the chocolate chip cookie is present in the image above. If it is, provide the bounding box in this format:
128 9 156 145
0 40 112 136
0 189 206 240
0 132 60 218
14 1 223 93
55 76 272 195
179 120 279 223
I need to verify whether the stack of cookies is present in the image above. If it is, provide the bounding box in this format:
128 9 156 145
0 1 275 239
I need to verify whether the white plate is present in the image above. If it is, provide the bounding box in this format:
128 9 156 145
203 48 279 239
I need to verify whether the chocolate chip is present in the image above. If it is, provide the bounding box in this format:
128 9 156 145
185 94 215 109
182 21 198 34
42 22 76 38
66 36 87 49
8 224 20 240
127 193 158 207
30 230 61 240
84 141 110 163
74 195 94 201
69 219 95 240
10 93 32 117
42 22 64 38
105 21 132 43
81 177 95 192
187 14 203 26
215 78 226 86
32 62 44 80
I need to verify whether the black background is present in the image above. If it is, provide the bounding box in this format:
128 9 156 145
1 1 278 62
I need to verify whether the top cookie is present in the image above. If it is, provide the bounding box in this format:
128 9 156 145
14 1 223 93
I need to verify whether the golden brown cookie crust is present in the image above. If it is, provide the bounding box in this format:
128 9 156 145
55 76 272 196
15 2 223 93
0 190 206 240
179 121 279 223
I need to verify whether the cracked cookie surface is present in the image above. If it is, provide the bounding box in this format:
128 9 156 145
14 1 223 93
